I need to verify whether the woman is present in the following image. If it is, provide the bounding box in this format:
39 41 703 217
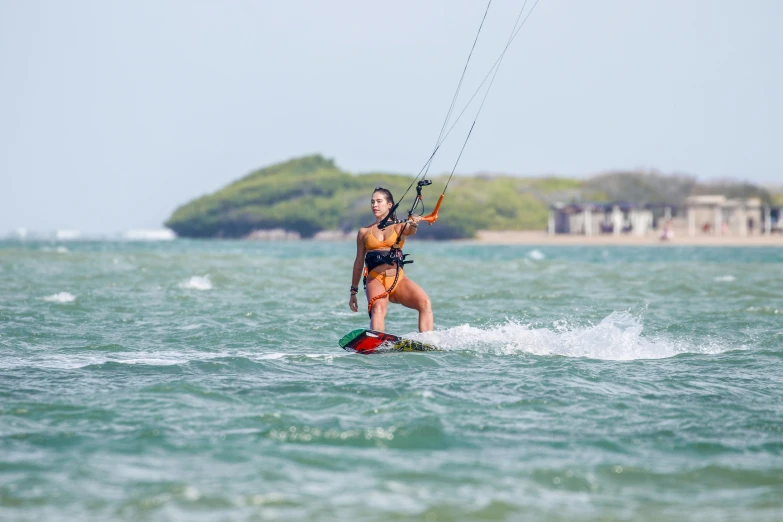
348 188 433 332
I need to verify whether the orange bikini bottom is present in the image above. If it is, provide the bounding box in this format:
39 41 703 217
364 267 404 296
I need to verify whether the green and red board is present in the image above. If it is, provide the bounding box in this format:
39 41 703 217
338 329 439 354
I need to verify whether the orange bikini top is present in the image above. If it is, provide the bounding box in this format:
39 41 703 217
364 226 405 250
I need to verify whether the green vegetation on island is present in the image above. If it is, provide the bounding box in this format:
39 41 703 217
165 154 780 239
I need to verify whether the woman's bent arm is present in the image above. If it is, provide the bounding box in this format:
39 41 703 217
402 216 421 236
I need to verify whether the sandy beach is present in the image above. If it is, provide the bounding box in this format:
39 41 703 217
474 230 783 246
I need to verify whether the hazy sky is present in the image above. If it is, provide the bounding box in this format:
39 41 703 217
1 0 781 234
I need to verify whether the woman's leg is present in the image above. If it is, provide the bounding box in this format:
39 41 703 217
365 277 390 332
390 277 433 332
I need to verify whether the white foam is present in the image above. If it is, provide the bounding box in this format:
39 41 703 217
179 275 212 290
256 353 287 360
714 275 736 282
119 358 186 366
407 311 733 361
528 249 545 260
44 292 76 303
255 352 343 361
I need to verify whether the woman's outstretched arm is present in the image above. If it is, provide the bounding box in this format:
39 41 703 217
349 229 366 312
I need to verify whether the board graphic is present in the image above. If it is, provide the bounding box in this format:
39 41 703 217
338 329 439 354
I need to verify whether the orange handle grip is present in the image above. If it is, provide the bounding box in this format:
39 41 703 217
420 194 444 224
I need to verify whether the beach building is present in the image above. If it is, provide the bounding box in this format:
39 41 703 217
549 196 779 238
684 195 763 236
548 202 653 236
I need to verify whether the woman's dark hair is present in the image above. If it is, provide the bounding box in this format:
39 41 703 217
372 187 397 221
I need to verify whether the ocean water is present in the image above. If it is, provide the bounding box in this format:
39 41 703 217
1 239 782 521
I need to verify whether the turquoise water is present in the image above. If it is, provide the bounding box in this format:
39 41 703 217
1 239 782 521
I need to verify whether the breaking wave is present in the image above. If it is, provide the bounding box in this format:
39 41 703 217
407 311 734 361
44 292 76 303
179 275 212 290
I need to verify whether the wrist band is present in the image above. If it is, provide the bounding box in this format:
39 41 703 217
350 286 358 293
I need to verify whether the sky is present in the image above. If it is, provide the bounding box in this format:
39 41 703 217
1 0 781 235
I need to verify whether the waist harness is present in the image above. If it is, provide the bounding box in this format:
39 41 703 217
363 248 412 317
364 249 405 272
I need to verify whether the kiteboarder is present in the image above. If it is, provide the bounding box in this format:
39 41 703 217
348 188 433 332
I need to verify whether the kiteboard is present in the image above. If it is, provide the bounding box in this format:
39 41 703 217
338 329 440 354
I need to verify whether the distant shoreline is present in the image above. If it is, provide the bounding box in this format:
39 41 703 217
9 229 780 246
472 230 783 247
240 229 783 246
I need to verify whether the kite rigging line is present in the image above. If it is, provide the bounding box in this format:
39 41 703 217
379 0 544 230
367 0 544 314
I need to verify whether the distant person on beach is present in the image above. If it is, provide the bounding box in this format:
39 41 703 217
660 220 674 241
348 188 433 332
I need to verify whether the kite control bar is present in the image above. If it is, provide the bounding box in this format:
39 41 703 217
378 180 444 230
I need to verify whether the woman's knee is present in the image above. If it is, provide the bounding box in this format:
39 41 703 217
370 300 387 315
